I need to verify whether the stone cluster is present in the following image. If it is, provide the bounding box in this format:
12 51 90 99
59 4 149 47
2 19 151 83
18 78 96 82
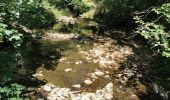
42 32 79 41
41 82 113 100
78 38 133 69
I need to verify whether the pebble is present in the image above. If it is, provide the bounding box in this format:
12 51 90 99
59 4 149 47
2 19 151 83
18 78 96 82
72 84 81 88
105 71 109 74
47 94 58 100
43 85 52 92
94 71 105 76
104 75 110 78
118 74 122 78
59 57 66 62
32 73 43 77
75 61 82 65
81 95 91 100
105 83 113 92
90 73 98 79
84 79 93 85
104 92 113 99
50 88 59 94
65 68 72 73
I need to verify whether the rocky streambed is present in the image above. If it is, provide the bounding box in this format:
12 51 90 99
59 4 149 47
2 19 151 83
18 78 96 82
20 18 164 99
23 34 144 100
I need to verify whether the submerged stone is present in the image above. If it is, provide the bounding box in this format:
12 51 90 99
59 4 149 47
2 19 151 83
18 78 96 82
72 84 81 88
94 71 105 76
84 79 93 85
65 68 72 73
43 85 52 92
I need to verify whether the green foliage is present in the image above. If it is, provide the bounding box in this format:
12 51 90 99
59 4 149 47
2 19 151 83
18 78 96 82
0 83 24 99
0 47 25 99
94 0 167 25
48 0 71 9
95 0 131 24
0 0 56 46
17 0 55 29
48 0 90 16
69 0 90 15
152 3 170 24
0 21 22 47
19 6 55 29
0 0 55 29
134 3 170 57
135 18 170 57
42 1 69 19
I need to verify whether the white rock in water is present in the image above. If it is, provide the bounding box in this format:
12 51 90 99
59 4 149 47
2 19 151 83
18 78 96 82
72 84 81 88
65 68 72 73
59 57 66 62
105 71 109 74
90 73 98 79
85 57 92 60
93 59 98 63
94 71 105 76
47 94 58 100
57 89 63 97
37 98 44 100
118 74 122 78
104 92 113 99
32 71 44 77
105 83 113 92
37 73 43 77
75 61 82 65
84 79 93 85
104 75 110 78
81 95 91 100
93 48 104 56
43 85 52 92
50 88 59 94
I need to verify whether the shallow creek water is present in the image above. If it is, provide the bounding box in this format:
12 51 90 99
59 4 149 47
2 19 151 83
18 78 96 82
20 19 140 98
34 39 101 88
16 20 143 99
26 20 110 89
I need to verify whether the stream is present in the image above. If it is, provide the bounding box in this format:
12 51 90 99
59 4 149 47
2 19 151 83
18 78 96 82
1 19 164 99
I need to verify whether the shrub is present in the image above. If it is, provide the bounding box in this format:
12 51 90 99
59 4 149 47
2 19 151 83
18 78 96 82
0 0 55 29
69 0 90 15
0 20 22 47
134 3 170 57
18 0 55 29
94 0 167 25
48 0 90 16
19 6 55 29
0 83 25 99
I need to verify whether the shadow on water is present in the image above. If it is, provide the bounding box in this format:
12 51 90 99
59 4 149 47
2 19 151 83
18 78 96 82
0 40 63 87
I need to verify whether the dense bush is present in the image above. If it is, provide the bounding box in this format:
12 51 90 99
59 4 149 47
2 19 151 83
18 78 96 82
19 6 55 29
0 20 22 47
0 0 55 29
70 0 90 15
134 3 170 57
0 47 26 99
94 0 167 25
0 83 24 99
0 0 56 46
48 0 71 9
48 0 90 16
